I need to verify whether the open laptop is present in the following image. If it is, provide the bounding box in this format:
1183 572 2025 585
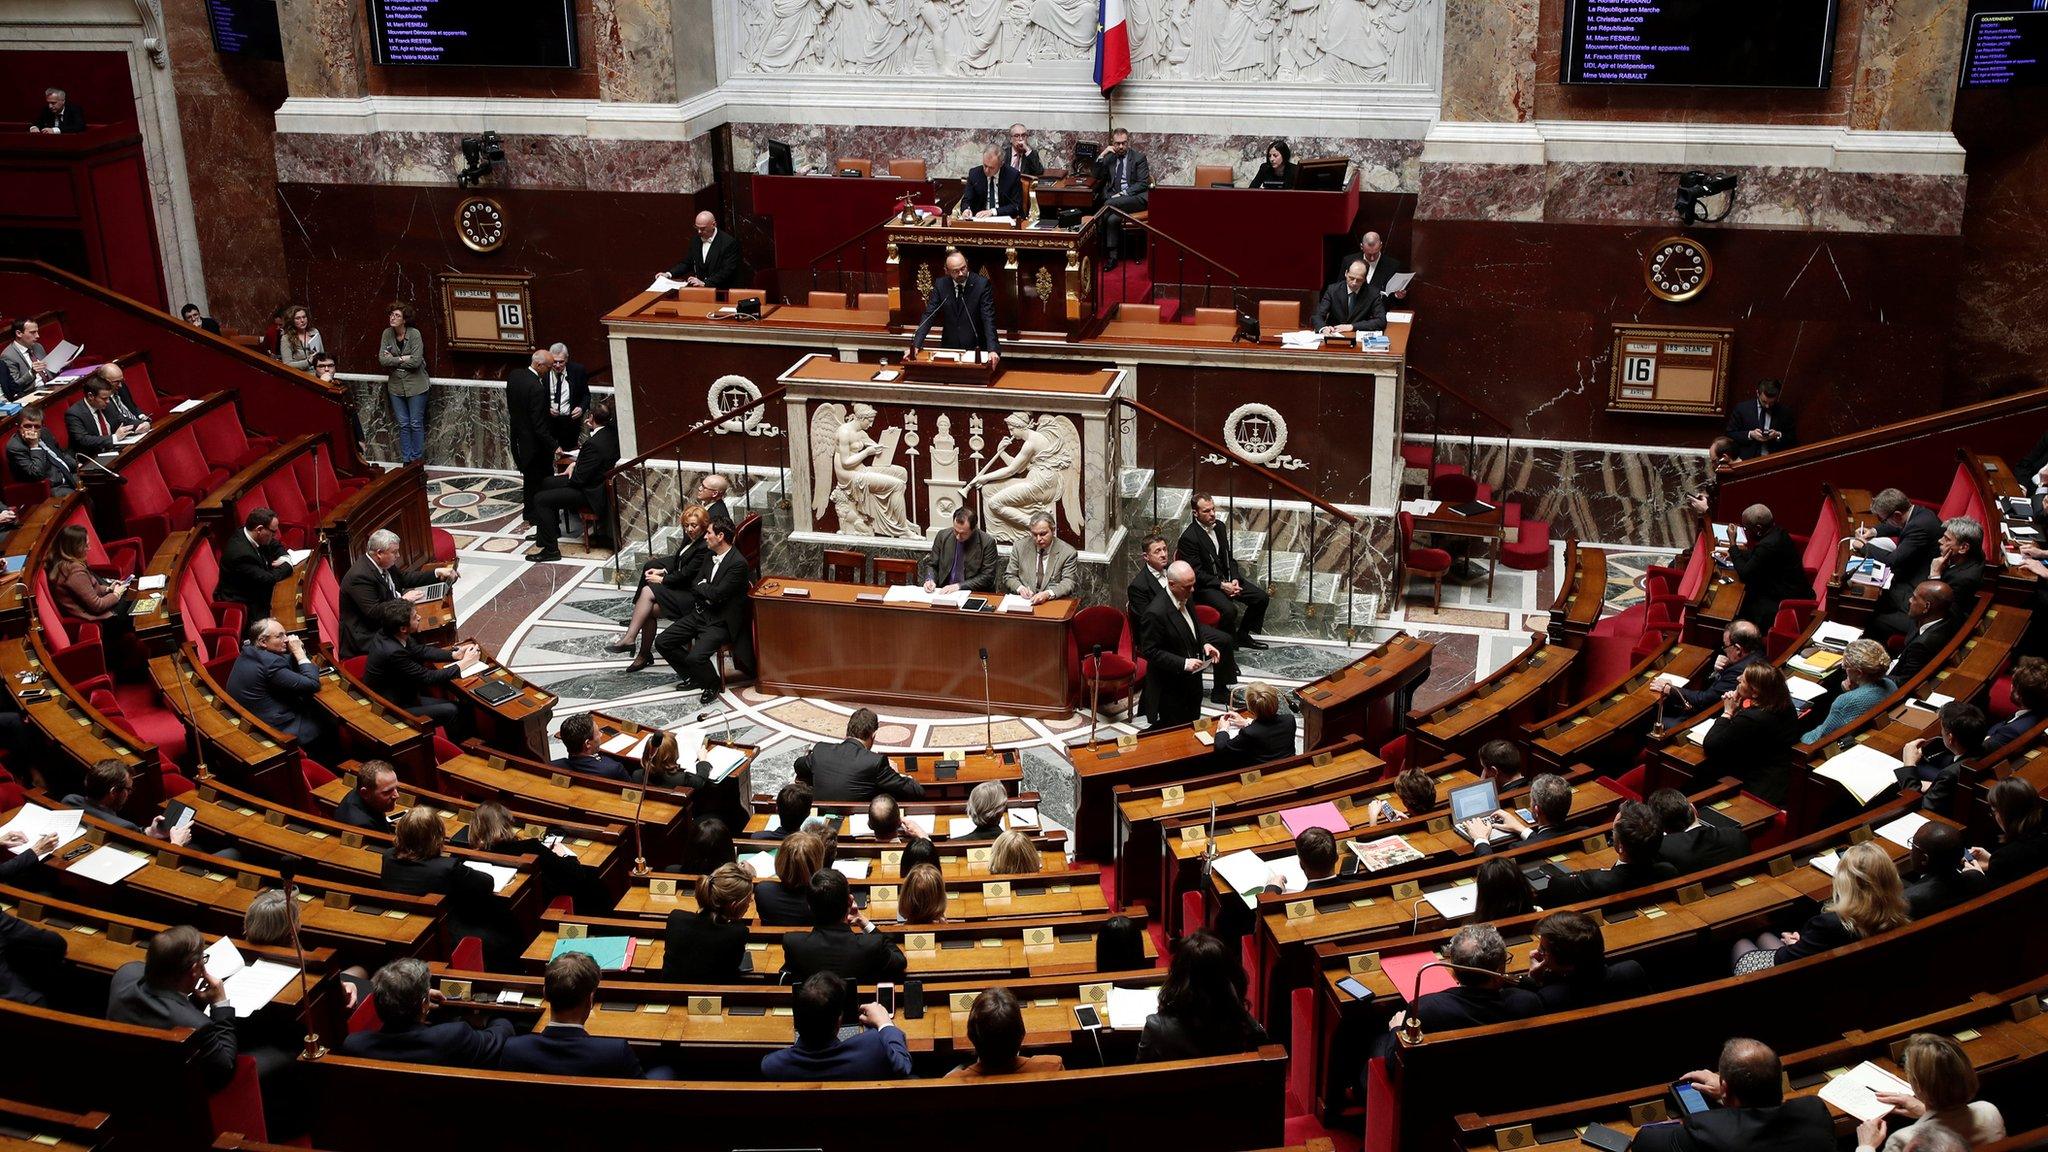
1448 781 1533 844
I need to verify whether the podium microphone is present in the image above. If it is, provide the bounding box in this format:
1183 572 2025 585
1086 644 1103 751
979 646 995 755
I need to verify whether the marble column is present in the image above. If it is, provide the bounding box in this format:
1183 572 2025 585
1849 0 1968 134
591 0 680 104
278 0 365 99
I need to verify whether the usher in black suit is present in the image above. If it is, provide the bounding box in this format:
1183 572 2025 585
667 229 744 288
656 546 751 696
1140 592 1235 727
505 363 558 531
1178 517 1270 645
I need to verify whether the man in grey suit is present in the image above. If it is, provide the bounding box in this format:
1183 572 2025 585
2 318 54 401
794 708 925 801
919 506 1001 593
1091 127 1151 270
226 618 331 758
105 926 240 1090
1004 513 1076 603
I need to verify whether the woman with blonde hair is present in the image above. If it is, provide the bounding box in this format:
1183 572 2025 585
277 303 325 371
897 863 948 923
989 829 1039 874
662 862 755 982
1861 1032 2006 1150
1801 639 1895 744
755 829 824 925
613 503 709 670
1732 841 1909 973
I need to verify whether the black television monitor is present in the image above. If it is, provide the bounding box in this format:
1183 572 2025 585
767 140 795 177
1294 157 1349 191
366 0 579 69
203 0 283 61
1561 0 1841 89
1962 7 2048 89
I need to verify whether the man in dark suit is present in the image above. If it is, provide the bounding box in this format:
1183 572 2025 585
6 406 78 497
1126 534 1173 725
1856 487 1943 592
340 957 514 1068
1885 581 1957 684
1349 231 1407 298
1632 1038 1834 1152
1649 788 1752 873
1003 123 1045 177
796 708 924 801
911 251 1000 363
1986 657 2046 750
1721 504 1808 629
338 528 455 660
918 505 1000 593
1519 910 1650 1012
1091 127 1150 270
333 761 400 829
64 377 134 456
1311 260 1388 336
655 515 750 704
1369 924 1539 1063
543 343 592 450
1179 494 1270 650
963 147 1024 218
0 902 64 1007
181 304 222 335
1898 702 1986 814
506 348 559 540
93 363 149 429
1213 681 1296 766
30 88 85 134
1869 516 1985 641
667 211 744 288
1902 821 1980 919
1141 561 1236 723
105 927 240 1090
692 473 732 524
1724 379 1797 460
225 619 329 755
501 952 653 1078
364 599 479 737
763 781 814 840
1545 803 1680 903
761 972 913 1081
527 398 622 562
781 869 908 983
219 509 293 618
552 714 630 781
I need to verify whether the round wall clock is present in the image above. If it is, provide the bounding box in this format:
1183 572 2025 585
1645 236 1711 303
456 196 507 254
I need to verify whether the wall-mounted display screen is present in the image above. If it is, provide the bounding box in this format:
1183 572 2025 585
1561 0 1840 89
203 0 283 61
366 0 579 69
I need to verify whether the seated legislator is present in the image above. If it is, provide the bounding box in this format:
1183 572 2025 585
910 251 1000 364
1092 127 1150 270
611 503 707 672
1370 767 1441 825
30 87 85 134
1138 930 1269 1062
1853 489 1946 604
1260 828 1352 896
9 405 80 496
0 899 64 1007
1703 665 1804 806
666 211 743 288
1179 494 1270 649
1718 504 1809 629
662 864 754 984
500 951 650 1079
339 528 457 660
654 514 750 705
1884 582 1959 685
341 957 514 1068
526 397 621 563
1213 681 1296 766
1801 639 1895 745
1984 656 2046 749
1634 1038 1834 1152
756 831 827 926
364 600 479 737
64 375 136 457
106 926 239 1090
1475 740 1528 792
1733 840 1908 973
62 759 218 852
759 782 814 841
781 868 908 984
226 618 329 756
463 802 609 915
1653 620 1764 714
963 147 1024 218
2 319 54 399
919 505 1001 594
897 864 948 923
1249 139 1295 189
218 508 294 618
761 972 913 1081
865 794 924 844
45 525 131 648
380 806 520 972
1649 788 1752 873
334 761 400 830
790 709 929 799
1473 857 1538 922
1901 822 1979 920
1371 925 1536 1061
1003 123 1045 176
953 781 1009 841
1464 773 1574 854
1861 1034 2006 1152
989 829 1040 875
551 713 629 780
1139 561 1237 724
949 987 1065 1078
1518 910 1650 1011
1005 513 1077 603
1545 802 1680 903
1964 777 2048 886
1725 378 1798 460
1312 259 1388 337
1127 533 1174 724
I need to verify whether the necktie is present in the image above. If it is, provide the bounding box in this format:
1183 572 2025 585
40 442 67 479
96 409 108 436
381 566 398 596
553 372 565 411
1116 155 1126 195
1036 549 1046 590
949 540 964 585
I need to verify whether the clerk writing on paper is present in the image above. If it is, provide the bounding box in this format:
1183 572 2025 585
1313 259 1388 337
1003 513 1076 603
919 505 1001 594
964 146 1024 218
911 252 1000 364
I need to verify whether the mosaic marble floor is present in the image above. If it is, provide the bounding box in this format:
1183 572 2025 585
426 471 1631 836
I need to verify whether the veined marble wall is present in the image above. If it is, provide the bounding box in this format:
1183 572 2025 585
275 131 714 192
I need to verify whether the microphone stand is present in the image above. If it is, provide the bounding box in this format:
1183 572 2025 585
978 646 995 755
280 863 326 1061
1399 960 1519 1046
629 781 650 878
1086 643 1103 751
172 644 212 782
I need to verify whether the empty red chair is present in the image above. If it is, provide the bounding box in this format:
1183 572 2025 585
1397 511 1452 610
117 454 194 554
1376 733 1409 782
155 426 230 501
194 405 269 471
1071 604 1145 718
292 447 366 514
1766 598 1818 661
116 356 178 413
186 543 247 643
311 561 341 648
259 467 316 549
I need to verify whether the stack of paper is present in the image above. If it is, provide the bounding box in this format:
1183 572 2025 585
1384 274 1416 296
44 341 81 374
462 861 518 893
1009 809 1039 829
134 574 167 592
1386 310 1416 325
1876 811 1931 849
284 548 313 567
739 851 776 876
203 936 298 1017
1812 621 1863 650
456 659 492 679
972 215 1016 225
1815 744 1904 804
1786 677 1828 703
171 398 204 414
1105 985 1160 1030
1789 650 1844 678
1810 850 1842 877
884 585 934 606
1398 499 1441 516
1211 849 1276 903
1817 1061 1915 1121
929 589 971 609
846 813 874 837
1278 331 1324 350
1652 672 1692 690
703 744 749 782
997 594 1036 613
1264 854 1309 895
0 805 86 857
645 274 689 293
68 845 149 885
1684 718 1717 745
599 731 649 757
830 858 871 880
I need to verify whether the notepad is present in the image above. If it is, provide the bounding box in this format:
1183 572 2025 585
285 549 313 566
1817 1061 1914 1121
1684 718 1716 745
928 589 971 609
830 858 871 880
456 660 491 679
1876 811 1931 849
1280 802 1349 839
997 594 1035 614
1211 849 1276 901
203 936 299 1016
1814 744 1904 804
1009 809 1039 829
845 813 873 838
1652 672 1691 690
551 935 635 970
1809 850 1842 877
704 744 748 782
1786 677 1828 703
68 845 149 885
1398 499 1441 516
1105 985 1160 1030
462 861 517 893
599 731 648 757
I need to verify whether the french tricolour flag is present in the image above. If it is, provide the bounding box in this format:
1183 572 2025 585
1094 0 1130 93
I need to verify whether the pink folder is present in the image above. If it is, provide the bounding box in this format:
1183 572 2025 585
1280 801 1349 839
1379 949 1455 1003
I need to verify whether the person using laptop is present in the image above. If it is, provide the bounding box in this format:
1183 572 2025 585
1463 774 1573 856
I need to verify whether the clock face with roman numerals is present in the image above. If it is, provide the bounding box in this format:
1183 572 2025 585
1646 236 1712 302
456 197 507 253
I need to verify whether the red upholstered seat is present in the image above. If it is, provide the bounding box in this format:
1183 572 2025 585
347 994 381 1035
194 404 273 470
1193 604 1222 629
1499 518 1551 571
1398 510 1453 610
65 508 142 580
155 426 229 501
117 454 194 554
1376 734 1409 782
292 447 366 514
258 468 315 549
117 357 179 413
206 1055 268 1144
33 569 108 683
1071 604 1145 716
450 937 486 971
1767 598 1818 661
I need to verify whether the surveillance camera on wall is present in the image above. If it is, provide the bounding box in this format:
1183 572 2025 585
1674 171 1738 225
457 132 506 188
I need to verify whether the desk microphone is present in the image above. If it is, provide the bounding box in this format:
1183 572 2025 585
278 860 326 1061
1399 960 1515 1045
978 647 995 755
1086 644 1103 751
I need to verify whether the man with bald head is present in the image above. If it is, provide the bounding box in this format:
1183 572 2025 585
1312 259 1387 337
964 146 1023 219
1886 580 1957 683
1342 231 1406 299
1715 503 1808 629
911 252 1000 364
1139 560 1237 725
1635 1037 1832 1151
667 211 743 288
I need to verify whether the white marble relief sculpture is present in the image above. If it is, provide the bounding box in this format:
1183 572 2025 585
963 412 1082 542
812 402 922 538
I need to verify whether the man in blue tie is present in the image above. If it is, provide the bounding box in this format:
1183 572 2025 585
1091 127 1151 270
910 252 1000 365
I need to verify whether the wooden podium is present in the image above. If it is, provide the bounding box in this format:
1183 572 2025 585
887 216 1103 339
901 348 998 386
